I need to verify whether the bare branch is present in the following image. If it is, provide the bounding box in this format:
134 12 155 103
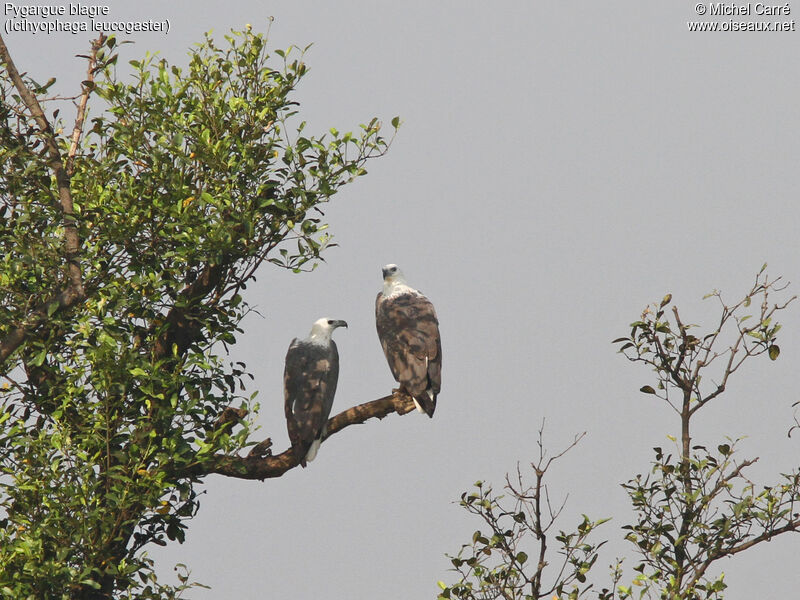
193 391 417 480
66 33 106 176
247 438 273 458
542 430 586 472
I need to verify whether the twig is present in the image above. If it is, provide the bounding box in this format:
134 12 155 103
67 33 105 176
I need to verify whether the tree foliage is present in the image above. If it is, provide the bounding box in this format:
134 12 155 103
442 268 799 600
0 27 403 599
606 268 798 599
438 429 608 600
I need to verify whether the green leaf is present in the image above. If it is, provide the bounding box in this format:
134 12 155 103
640 385 656 394
80 579 101 590
31 348 47 367
769 345 780 361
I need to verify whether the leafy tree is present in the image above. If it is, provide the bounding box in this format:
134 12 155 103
605 268 799 599
441 268 799 600
0 28 409 599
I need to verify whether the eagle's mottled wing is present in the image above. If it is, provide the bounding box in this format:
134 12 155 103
376 291 441 401
283 340 339 466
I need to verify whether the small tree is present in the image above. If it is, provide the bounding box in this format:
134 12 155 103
605 267 799 599
0 28 411 599
438 427 608 600
442 268 800 600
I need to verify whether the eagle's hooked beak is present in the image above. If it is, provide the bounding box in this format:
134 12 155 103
332 320 348 329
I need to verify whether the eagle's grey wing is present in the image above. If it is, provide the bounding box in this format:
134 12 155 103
284 341 338 466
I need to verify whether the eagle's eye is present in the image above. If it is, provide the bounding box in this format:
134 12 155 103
327 320 334 325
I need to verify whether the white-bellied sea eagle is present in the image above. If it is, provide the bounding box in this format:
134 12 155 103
284 318 347 466
375 264 441 417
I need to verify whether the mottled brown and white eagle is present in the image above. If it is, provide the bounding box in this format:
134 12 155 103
375 264 442 417
284 318 347 467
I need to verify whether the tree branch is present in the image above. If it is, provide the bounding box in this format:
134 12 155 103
149 208 270 362
0 285 84 368
687 516 800 590
0 33 88 366
152 263 226 360
193 391 417 480
66 33 105 176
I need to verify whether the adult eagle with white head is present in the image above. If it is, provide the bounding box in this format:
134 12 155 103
375 264 442 417
284 317 347 466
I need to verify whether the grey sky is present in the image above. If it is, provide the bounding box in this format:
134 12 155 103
6 1 800 597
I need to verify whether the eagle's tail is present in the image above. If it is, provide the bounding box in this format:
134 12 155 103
290 442 310 468
305 438 321 463
412 390 436 418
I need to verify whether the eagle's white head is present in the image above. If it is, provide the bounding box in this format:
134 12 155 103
381 264 412 296
308 318 348 344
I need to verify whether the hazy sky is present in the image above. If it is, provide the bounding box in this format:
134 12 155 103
6 2 800 597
